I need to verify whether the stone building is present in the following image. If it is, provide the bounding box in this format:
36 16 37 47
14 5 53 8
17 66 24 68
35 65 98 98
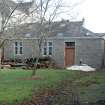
3 20 105 69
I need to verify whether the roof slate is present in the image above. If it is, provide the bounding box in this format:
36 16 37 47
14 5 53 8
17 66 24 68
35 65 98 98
5 20 101 39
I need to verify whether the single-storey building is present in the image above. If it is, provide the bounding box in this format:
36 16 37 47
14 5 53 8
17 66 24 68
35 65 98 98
2 20 105 69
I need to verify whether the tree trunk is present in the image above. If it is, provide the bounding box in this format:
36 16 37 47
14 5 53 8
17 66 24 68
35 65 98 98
31 57 39 76
0 48 2 68
31 46 41 77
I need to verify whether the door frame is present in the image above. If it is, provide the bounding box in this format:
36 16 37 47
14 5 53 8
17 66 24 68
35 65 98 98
64 41 75 67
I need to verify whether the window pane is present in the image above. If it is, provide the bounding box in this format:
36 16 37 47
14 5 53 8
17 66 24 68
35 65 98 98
15 42 18 46
44 48 47 55
42 41 53 56
49 47 52 55
65 42 75 47
15 42 23 54
20 42 22 46
48 42 52 46
20 47 23 54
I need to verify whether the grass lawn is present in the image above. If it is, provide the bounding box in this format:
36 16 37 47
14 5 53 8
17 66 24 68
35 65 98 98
0 69 73 104
74 71 105 103
0 69 105 104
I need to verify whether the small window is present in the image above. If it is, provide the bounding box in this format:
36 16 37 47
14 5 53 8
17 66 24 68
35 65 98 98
15 47 18 54
20 42 22 46
48 42 52 46
42 41 53 56
20 46 23 54
15 41 23 55
48 47 52 55
65 42 75 48
15 42 18 46
43 47 47 55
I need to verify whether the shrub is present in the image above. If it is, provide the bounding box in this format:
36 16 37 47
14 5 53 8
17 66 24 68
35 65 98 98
25 56 55 68
2 58 22 65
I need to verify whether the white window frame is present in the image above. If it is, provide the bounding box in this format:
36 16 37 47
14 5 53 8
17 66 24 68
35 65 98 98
14 41 23 55
42 41 53 56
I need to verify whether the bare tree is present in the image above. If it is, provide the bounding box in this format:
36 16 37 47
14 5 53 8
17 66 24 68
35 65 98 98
0 0 83 76
0 0 37 65
31 0 84 76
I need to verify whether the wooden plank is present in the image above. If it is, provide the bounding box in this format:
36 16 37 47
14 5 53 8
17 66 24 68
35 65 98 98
65 48 75 67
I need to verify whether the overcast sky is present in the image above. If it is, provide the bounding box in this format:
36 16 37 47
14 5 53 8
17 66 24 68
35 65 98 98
13 0 105 33
82 0 105 33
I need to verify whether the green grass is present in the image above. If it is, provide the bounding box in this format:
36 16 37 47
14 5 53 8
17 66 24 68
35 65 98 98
0 69 105 104
73 71 105 103
0 69 72 104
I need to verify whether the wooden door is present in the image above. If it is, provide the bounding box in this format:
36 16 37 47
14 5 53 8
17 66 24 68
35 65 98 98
65 47 75 67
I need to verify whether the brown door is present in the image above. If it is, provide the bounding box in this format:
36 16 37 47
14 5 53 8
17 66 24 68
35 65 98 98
65 47 75 67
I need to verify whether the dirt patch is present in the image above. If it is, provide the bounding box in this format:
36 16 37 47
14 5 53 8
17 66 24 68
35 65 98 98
20 80 80 105
17 76 44 80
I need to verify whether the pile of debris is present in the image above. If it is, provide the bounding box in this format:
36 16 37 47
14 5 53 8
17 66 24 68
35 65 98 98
67 64 96 72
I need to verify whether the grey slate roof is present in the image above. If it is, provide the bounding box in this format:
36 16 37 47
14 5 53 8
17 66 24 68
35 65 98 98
5 20 101 39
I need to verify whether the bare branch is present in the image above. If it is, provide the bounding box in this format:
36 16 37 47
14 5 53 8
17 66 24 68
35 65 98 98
2 4 19 32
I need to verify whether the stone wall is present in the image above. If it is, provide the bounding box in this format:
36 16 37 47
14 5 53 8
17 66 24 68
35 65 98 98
75 38 104 69
53 37 104 69
3 39 39 61
3 37 104 69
